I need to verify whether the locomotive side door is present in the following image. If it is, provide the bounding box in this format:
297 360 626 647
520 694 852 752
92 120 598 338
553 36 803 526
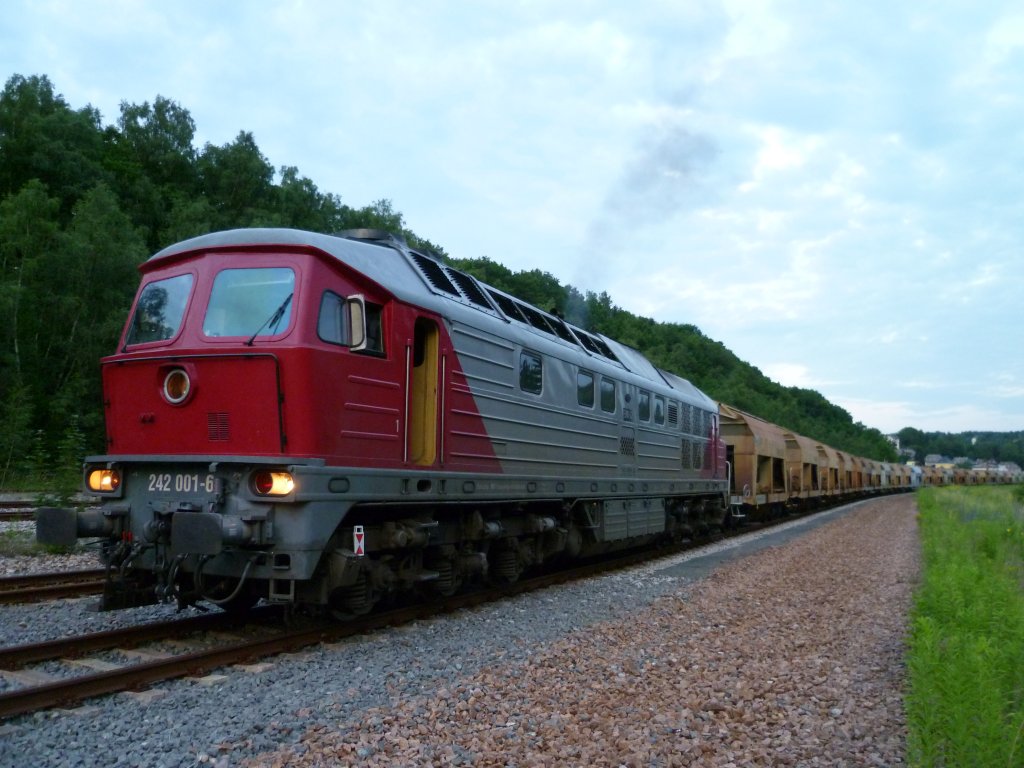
407 317 439 465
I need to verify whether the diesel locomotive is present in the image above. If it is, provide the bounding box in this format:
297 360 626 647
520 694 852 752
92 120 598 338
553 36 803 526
38 228 730 617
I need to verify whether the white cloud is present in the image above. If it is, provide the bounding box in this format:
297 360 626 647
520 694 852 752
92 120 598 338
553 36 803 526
760 362 833 389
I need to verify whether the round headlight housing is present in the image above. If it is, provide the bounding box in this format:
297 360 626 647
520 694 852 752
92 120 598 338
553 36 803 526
163 368 191 404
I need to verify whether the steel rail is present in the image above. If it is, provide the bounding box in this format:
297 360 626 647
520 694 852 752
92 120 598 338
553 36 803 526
0 569 108 605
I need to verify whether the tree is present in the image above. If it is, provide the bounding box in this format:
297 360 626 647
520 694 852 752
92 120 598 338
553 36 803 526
104 96 199 248
53 185 147 444
0 181 61 478
0 74 108 216
197 130 276 227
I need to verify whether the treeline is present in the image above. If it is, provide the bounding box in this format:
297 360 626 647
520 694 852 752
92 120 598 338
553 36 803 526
1 72 901 488
897 428 1024 467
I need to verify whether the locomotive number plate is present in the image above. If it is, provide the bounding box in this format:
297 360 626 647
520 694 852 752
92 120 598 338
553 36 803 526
147 473 216 494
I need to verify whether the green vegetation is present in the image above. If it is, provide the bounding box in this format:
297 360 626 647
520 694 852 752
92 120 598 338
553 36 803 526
906 486 1024 766
0 526 74 557
898 427 1024 468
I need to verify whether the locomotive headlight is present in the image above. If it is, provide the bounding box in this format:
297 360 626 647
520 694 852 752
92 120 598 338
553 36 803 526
163 368 191 404
87 468 121 493
252 471 294 496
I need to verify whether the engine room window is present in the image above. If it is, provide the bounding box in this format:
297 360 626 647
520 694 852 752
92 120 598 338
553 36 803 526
600 378 616 413
125 273 194 345
203 267 295 338
654 395 666 425
638 390 651 422
577 370 595 407
520 351 543 394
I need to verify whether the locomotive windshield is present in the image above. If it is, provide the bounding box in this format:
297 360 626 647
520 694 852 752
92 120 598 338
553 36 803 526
125 273 194 345
203 267 295 338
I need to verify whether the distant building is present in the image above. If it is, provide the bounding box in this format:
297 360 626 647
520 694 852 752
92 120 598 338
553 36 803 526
924 454 949 466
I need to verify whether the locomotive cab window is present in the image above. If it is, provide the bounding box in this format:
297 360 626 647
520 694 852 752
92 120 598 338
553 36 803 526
520 351 543 394
318 292 385 354
203 267 295 339
361 301 384 354
125 273 194 345
577 370 595 407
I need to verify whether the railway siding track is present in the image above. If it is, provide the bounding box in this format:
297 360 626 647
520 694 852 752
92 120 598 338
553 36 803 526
0 569 107 604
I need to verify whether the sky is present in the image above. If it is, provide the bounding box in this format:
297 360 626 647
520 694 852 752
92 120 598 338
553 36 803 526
3 0 1023 436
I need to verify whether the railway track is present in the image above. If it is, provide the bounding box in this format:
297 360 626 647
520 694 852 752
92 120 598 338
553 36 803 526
0 509 35 523
0 497 881 721
0 569 107 604
0 525 732 720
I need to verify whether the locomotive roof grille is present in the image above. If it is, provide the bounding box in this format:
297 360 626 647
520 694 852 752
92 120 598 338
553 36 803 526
547 316 581 345
486 289 526 322
447 269 494 309
410 252 461 296
518 302 558 335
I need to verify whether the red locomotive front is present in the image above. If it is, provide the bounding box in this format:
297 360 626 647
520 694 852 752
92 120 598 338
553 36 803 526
38 228 729 617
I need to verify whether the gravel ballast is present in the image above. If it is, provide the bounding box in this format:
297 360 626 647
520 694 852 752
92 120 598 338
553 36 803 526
0 495 918 767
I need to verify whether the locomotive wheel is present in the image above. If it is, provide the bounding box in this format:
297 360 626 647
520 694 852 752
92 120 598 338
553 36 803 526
329 572 376 621
428 556 461 597
490 544 522 584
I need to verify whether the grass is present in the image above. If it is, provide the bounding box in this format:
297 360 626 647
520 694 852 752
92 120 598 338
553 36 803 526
906 485 1024 767
0 526 57 557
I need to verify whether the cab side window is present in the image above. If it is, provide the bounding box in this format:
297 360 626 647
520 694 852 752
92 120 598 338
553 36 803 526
361 302 385 355
317 292 385 354
317 291 347 345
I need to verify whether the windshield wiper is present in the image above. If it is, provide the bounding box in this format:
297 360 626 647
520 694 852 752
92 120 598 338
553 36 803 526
245 293 293 346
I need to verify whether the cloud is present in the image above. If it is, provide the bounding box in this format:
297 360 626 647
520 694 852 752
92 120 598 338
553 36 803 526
760 362 837 390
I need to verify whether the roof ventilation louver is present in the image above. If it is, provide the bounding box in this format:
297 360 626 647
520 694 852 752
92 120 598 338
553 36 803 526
448 269 493 308
518 303 558 334
487 290 526 322
546 316 579 344
410 252 460 296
